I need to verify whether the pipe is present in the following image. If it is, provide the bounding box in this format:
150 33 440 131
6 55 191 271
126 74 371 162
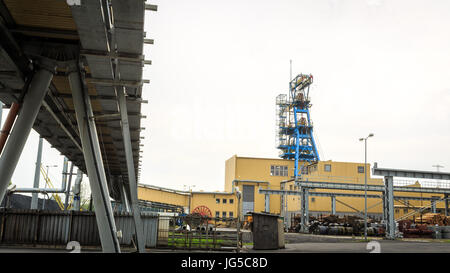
0 102 20 154
13 156 69 195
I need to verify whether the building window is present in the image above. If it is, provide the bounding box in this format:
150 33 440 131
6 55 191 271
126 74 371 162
395 209 400 214
311 197 315 203
324 164 331 172
223 198 227 204
215 211 220 218
229 199 234 204
229 212 233 218
271 165 288 176
216 198 220 204
289 185 293 191
403 209 408 214
358 166 364 173
222 212 227 218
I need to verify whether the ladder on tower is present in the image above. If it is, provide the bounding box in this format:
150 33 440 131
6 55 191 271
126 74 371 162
40 165 65 210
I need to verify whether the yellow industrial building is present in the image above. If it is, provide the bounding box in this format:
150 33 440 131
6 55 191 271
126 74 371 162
138 155 446 225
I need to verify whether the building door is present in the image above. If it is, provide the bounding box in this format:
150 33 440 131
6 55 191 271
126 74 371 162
242 185 254 215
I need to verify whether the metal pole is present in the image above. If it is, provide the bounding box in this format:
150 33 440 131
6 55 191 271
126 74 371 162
364 139 368 241
445 194 449 216
119 179 130 212
304 188 309 231
431 197 437 213
0 68 54 204
64 163 74 210
72 169 82 211
117 87 146 253
331 196 336 215
69 70 121 253
385 176 395 239
31 137 44 209
59 157 68 208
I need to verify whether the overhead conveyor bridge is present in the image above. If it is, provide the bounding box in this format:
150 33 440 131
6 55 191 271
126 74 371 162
0 0 157 252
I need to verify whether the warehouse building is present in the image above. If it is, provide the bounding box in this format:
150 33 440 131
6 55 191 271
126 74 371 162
138 155 447 224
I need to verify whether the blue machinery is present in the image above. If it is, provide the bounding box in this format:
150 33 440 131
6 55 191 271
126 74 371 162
276 74 320 178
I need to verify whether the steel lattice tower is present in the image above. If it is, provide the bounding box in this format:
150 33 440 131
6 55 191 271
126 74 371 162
276 73 320 178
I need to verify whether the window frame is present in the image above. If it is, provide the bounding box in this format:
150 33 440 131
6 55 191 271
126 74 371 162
324 164 331 172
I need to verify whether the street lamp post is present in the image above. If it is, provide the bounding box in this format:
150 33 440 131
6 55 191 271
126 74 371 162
359 133 374 241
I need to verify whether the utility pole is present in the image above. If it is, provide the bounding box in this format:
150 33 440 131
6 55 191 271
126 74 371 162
433 165 444 172
359 133 374 242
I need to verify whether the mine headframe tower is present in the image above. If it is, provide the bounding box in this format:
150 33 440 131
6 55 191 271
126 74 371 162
276 73 320 178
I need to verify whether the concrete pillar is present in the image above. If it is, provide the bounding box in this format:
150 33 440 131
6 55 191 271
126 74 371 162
331 196 336 215
31 137 44 209
385 176 395 239
117 87 146 252
69 70 121 253
0 68 54 204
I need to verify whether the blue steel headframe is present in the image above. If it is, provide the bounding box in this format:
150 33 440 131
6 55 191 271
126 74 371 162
276 74 320 179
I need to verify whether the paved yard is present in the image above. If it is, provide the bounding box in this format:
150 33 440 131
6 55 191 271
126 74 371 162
246 241 450 253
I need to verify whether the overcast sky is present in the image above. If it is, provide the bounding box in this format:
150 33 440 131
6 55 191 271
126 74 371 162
3 0 450 196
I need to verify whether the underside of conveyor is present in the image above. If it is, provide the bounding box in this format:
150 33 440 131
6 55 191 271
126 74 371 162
0 0 149 201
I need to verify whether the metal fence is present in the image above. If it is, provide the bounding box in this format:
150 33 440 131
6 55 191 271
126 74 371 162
157 215 241 252
0 209 158 248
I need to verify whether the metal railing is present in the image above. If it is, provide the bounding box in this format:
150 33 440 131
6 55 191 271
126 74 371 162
157 215 241 252
0 209 158 248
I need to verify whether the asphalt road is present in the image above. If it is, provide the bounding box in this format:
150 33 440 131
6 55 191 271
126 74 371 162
247 241 450 253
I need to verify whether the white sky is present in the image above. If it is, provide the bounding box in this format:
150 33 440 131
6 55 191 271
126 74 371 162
3 0 450 196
